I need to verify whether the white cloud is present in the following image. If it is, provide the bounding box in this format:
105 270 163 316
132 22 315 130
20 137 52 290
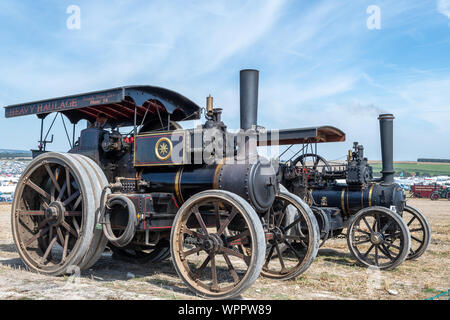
437 0 450 19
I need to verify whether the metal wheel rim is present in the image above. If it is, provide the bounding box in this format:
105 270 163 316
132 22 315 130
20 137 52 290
261 192 318 279
348 208 408 269
171 193 261 297
403 206 431 260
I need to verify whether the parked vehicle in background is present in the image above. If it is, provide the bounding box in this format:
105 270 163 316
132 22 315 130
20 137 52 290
411 184 450 200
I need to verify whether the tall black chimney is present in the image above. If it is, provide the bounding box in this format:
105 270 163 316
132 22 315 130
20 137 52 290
240 69 259 130
378 114 395 184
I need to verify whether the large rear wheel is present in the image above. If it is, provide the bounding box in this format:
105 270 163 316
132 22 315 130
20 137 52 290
11 153 97 275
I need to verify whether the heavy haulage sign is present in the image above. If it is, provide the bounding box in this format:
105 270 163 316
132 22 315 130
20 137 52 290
5 91 123 118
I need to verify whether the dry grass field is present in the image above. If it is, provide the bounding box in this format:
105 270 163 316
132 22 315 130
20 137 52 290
0 198 448 300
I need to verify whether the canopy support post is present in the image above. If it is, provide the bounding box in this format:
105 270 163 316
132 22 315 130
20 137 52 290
133 105 137 136
72 123 76 147
39 118 44 151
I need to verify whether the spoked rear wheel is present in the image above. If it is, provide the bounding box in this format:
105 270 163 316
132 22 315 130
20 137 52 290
260 190 319 280
347 206 410 270
170 190 265 299
403 205 431 260
11 153 96 275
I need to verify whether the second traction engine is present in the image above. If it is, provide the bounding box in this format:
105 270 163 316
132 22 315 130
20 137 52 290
279 114 431 270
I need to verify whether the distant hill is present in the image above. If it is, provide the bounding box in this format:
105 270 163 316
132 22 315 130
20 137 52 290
0 149 32 159
369 161 450 177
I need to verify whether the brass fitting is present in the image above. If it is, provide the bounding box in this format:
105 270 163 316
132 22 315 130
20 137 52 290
206 95 213 116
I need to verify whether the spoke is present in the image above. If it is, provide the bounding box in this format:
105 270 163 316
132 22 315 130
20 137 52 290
62 230 69 262
65 211 82 217
409 228 424 233
63 191 80 207
17 210 45 216
56 182 67 202
42 236 57 262
183 228 207 240
362 244 375 258
313 156 320 169
48 226 53 247
407 216 416 227
283 239 304 261
383 241 401 251
373 215 379 232
264 244 276 267
222 247 247 262
380 220 393 233
374 246 379 266
24 226 50 247
56 227 65 247
61 221 78 238
72 194 82 210
72 217 80 236
411 235 423 243
45 164 61 193
353 238 371 245
41 200 49 209
355 228 371 236
26 180 51 200
65 166 72 197
192 205 209 236
193 255 211 279
223 253 240 284
214 202 221 231
50 185 55 202
274 242 287 272
276 210 286 228
284 215 303 231
217 208 238 236
380 243 395 261
226 230 250 246
210 254 219 291
182 246 202 258
37 218 50 230
362 217 374 233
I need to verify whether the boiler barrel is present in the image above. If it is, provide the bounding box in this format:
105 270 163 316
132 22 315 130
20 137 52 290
141 160 276 213
311 183 405 215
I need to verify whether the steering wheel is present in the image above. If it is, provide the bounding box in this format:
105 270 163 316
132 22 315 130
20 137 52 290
292 153 331 175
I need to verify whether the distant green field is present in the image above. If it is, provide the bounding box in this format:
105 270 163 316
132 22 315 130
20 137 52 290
370 162 450 177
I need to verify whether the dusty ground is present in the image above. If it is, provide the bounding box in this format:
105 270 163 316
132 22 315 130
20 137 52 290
0 198 448 300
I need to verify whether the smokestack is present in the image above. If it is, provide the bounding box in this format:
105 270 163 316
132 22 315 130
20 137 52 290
378 114 395 184
240 69 259 130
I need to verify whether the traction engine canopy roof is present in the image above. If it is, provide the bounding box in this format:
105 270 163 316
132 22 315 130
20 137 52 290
258 126 346 146
4 86 201 127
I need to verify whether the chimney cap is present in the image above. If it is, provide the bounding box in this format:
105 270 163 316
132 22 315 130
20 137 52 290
378 113 395 120
240 69 259 73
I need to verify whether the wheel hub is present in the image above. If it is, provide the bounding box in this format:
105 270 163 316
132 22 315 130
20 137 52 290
45 201 65 226
203 234 223 253
370 232 384 245
268 226 284 243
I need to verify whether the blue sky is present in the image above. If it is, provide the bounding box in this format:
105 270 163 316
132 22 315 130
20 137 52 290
0 0 449 161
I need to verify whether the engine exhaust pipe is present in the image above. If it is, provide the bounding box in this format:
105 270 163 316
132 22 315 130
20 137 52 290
240 69 259 131
378 114 395 184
